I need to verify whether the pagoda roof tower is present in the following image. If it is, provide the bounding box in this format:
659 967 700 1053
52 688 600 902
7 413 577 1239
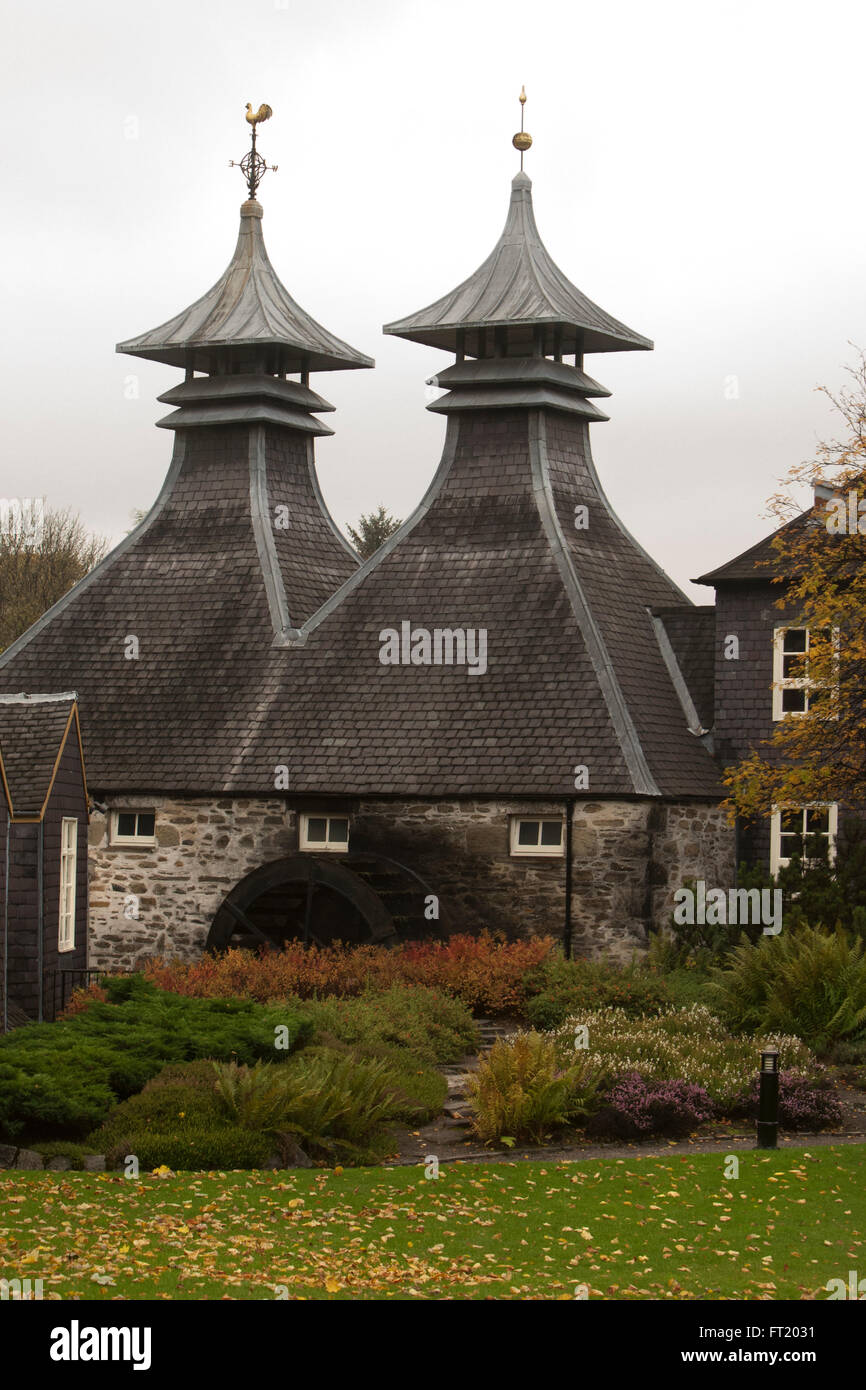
0 98 719 805
119 198 372 378
384 168 651 360
117 111 371 439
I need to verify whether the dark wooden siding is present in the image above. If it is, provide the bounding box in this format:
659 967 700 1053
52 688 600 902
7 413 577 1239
5 821 40 1017
0 799 7 1022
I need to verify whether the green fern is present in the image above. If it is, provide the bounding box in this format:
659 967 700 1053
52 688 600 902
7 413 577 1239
211 1059 289 1132
708 925 866 1050
276 1052 399 1157
467 1032 603 1145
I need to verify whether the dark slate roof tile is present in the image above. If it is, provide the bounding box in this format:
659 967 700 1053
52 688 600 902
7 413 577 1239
0 697 78 816
652 606 716 732
0 403 721 802
695 512 809 585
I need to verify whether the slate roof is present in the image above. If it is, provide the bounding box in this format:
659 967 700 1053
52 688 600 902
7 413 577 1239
0 407 721 801
0 174 721 804
695 511 812 585
240 408 721 801
651 606 716 732
0 423 362 792
384 172 653 358
118 199 374 375
0 695 83 818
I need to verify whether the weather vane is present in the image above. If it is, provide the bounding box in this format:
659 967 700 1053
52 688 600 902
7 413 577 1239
512 86 532 171
229 103 278 200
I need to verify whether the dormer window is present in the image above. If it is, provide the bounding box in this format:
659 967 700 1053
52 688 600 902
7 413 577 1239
299 813 349 852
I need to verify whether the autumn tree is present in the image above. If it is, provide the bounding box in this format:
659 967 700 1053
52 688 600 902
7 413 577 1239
724 349 866 820
347 504 402 560
0 503 108 653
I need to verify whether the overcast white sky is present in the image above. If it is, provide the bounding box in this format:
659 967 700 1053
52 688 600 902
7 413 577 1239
1 0 864 600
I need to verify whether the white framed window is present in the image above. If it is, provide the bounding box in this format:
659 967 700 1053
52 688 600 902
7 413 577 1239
299 813 350 852
772 626 839 720
110 810 157 847
509 816 565 857
58 817 77 952
770 804 838 875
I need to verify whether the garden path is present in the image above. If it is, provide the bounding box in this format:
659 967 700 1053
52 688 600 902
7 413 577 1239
385 1022 866 1170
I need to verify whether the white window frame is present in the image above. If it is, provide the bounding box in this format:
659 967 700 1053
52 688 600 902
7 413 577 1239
770 803 839 876
509 816 565 857
110 809 157 847
58 817 78 952
298 812 350 853
772 626 839 721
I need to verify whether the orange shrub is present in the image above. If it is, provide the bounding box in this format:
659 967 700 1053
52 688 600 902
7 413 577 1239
57 981 109 1018
142 933 555 1016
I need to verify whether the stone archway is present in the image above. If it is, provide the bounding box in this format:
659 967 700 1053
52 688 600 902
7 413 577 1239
206 854 398 952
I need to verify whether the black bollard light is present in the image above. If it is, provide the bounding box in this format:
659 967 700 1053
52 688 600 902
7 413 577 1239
756 1046 780 1149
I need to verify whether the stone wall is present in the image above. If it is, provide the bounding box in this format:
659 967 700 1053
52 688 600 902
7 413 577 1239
87 796 295 969
87 794 735 969
648 801 737 934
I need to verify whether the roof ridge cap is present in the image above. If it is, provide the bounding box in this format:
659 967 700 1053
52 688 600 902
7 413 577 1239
0 691 78 703
528 410 661 796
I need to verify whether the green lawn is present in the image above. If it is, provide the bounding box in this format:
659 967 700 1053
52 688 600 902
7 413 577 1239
1 1147 863 1300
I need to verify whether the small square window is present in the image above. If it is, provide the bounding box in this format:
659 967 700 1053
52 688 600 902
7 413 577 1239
110 810 157 847
782 688 807 713
299 813 350 852
510 817 564 857
781 650 805 679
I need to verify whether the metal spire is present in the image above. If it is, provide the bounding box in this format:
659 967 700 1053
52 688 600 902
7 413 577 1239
229 103 278 199
512 86 532 171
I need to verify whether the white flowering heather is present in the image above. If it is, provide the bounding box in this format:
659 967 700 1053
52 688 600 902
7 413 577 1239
552 1004 815 1106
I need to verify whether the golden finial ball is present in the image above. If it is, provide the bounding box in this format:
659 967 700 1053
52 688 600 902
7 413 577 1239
513 131 532 152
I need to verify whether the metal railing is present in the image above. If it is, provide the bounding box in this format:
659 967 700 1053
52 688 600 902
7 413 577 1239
44 968 130 1021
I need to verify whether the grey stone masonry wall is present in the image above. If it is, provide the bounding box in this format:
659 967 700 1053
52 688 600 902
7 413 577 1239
648 801 737 937
87 796 296 969
87 794 735 968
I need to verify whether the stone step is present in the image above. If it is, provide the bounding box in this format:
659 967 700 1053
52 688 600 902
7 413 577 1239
442 1102 473 1122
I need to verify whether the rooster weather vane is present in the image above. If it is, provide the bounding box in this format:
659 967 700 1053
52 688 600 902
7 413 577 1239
229 103 278 199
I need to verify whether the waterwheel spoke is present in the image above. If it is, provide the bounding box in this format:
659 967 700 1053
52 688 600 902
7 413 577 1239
224 900 271 945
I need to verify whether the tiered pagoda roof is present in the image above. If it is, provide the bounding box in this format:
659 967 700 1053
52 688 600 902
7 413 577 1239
0 120 720 803
385 171 652 359
119 198 373 376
